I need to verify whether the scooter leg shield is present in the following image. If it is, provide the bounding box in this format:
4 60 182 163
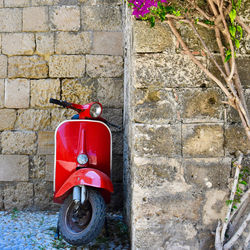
54 168 113 203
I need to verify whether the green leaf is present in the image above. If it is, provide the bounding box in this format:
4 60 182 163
239 180 247 185
237 25 243 39
229 9 237 23
226 200 233 206
229 25 236 38
159 7 166 22
233 205 238 209
235 39 240 49
225 50 232 62
150 16 155 27
176 11 181 17
236 0 242 10
166 6 175 14
173 10 181 17
203 20 214 25
160 14 166 22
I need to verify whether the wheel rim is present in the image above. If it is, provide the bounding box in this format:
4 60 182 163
65 200 92 234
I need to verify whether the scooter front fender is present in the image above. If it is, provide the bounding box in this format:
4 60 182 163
54 168 113 203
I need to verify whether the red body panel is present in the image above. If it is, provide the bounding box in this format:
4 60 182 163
54 168 113 203
53 120 112 203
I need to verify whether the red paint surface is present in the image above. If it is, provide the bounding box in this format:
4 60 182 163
54 120 112 203
54 168 113 203
68 102 103 119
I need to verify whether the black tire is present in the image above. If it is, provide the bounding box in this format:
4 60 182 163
58 188 106 246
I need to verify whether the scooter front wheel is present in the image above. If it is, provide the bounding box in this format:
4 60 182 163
58 188 106 246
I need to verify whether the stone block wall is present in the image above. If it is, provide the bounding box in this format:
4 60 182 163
0 0 124 211
123 2 250 249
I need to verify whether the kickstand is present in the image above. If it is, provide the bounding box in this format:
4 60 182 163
105 217 109 238
54 220 60 239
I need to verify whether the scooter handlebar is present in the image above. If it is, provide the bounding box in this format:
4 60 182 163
49 98 71 108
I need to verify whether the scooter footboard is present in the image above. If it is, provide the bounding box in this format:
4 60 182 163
54 168 113 204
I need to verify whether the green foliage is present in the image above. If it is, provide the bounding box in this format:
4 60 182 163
128 0 245 63
225 49 232 62
38 247 45 250
51 237 67 249
141 3 183 27
226 162 249 211
203 20 214 25
228 0 243 52
226 199 233 206
150 16 155 27
229 25 236 38
11 208 20 220
237 25 243 39
229 9 237 23
235 39 240 49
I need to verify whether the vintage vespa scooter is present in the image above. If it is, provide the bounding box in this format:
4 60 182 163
50 98 116 246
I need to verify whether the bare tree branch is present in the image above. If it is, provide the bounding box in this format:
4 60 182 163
214 27 230 75
230 193 249 237
187 19 228 81
186 0 214 21
224 213 250 250
208 0 219 16
164 15 215 29
217 1 236 82
229 188 250 224
215 220 223 250
166 0 250 140
221 152 243 243
234 67 250 124
214 0 232 25
244 231 250 250
167 18 233 100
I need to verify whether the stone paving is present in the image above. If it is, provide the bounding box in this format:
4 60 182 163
0 210 129 250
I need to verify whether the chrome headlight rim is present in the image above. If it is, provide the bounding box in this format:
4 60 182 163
90 103 102 118
77 154 88 165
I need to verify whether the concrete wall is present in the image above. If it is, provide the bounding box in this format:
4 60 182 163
123 3 250 249
0 0 124 211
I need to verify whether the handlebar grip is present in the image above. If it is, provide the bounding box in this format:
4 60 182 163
49 98 71 107
50 98 61 105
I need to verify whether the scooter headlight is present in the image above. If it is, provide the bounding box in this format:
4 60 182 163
90 103 102 118
77 154 88 165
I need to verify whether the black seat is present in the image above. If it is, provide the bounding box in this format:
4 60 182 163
71 114 79 120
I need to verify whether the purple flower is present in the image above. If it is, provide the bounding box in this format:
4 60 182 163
128 0 167 18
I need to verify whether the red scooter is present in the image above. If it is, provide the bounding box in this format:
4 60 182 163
50 98 116 246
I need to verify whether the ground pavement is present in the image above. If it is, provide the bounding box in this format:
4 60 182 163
0 211 129 250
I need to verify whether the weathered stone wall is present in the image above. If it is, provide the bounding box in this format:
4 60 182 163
123 2 250 249
0 0 124 211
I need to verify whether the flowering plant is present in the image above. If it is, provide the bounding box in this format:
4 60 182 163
127 0 167 18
